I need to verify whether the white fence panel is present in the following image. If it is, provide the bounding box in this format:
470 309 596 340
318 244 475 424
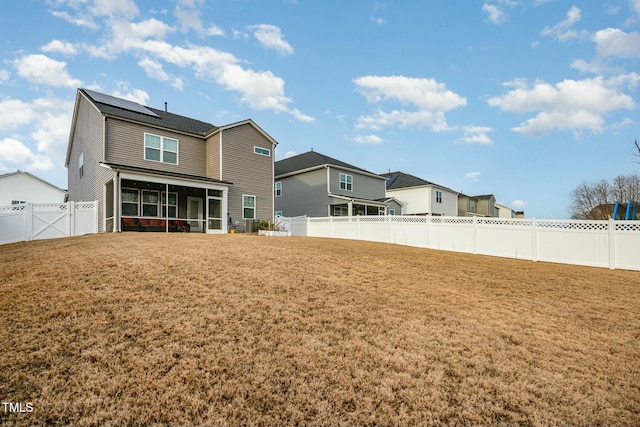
0 201 98 245
612 221 640 270
535 220 611 268
429 217 475 253
476 218 533 260
0 205 28 244
288 215 640 271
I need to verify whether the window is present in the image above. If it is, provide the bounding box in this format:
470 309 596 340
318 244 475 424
333 205 348 216
275 181 282 197
145 133 178 164
469 200 477 213
162 192 178 218
243 195 256 219
142 190 159 217
121 188 139 216
275 211 283 217
339 173 353 191
389 208 396 215
254 146 270 156
436 191 442 203
79 152 84 179
378 207 386 215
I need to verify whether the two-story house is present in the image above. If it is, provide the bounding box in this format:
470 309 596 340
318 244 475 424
274 150 394 217
65 88 277 233
458 193 497 217
381 171 458 216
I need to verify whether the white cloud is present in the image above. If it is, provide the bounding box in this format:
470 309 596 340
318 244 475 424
354 75 466 132
464 171 481 182
249 24 293 55
593 28 640 58
540 6 588 42
488 77 635 136
0 69 10 84
44 3 311 121
205 25 225 36
456 126 493 144
370 16 385 25
511 200 527 209
50 10 98 30
138 58 184 90
12 54 83 88
353 134 384 144
483 4 506 25
282 150 297 159
0 138 55 171
41 39 78 55
0 99 38 130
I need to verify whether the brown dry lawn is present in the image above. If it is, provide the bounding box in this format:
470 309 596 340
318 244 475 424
0 233 639 426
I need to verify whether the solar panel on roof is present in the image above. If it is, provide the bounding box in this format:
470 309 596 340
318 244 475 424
84 89 160 118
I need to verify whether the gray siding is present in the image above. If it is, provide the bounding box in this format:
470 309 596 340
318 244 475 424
275 168 331 217
220 123 274 231
67 95 113 232
105 119 207 177
328 167 387 200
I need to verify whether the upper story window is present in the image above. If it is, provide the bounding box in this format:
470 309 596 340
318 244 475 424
145 133 178 165
254 146 271 156
339 173 353 191
275 181 282 197
436 191 442 203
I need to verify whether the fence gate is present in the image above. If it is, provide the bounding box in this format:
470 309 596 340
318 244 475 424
31 203 70 241
0 201 98 245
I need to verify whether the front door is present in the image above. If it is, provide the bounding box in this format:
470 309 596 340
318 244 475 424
187 197 203 232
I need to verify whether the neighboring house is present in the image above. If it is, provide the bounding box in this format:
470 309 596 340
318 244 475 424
458 193 497 217
495 202 516 219
66 88 277 233
0 170 67 206
274 150 389 217
381 171 458 216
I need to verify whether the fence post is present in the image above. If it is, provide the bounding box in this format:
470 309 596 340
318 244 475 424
69 201 75 237
472 216 478 255
25 203 33 241
531 218 537 262
608 218 615 270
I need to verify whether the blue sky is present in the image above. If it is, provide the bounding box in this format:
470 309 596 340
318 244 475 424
1 0 639 218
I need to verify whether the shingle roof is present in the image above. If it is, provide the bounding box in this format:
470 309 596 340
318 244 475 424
380 171 458 194
81 89 218 136
275 150 382 178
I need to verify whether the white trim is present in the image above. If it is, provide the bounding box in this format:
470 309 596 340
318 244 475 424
339 172 353 191
219 130 223 181
275 181 282 197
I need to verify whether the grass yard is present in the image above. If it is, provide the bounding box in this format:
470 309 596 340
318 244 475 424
1 233 639 426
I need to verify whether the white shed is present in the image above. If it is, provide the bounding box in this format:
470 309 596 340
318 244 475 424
0 171 67 206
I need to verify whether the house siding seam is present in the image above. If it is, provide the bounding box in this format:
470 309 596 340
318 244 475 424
220 124 274 230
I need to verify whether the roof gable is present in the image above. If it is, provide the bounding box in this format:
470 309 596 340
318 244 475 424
382 171 457 194
275 150 382 178
0 170 66 193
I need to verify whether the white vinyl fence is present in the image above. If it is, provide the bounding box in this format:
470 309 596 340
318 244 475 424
0 201 98 245
287 215 640 271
